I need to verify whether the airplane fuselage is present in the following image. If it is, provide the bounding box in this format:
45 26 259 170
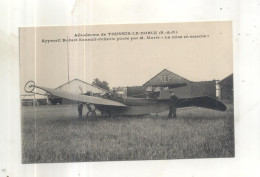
96 96 169 116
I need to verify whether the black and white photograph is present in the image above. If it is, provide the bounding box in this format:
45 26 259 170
19 22 234 163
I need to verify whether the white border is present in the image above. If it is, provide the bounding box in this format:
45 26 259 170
1 0 260 177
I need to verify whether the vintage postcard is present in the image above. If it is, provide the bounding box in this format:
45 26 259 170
20 21 233 163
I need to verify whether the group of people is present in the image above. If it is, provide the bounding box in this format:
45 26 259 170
78 91 94 118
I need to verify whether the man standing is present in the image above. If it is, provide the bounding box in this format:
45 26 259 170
168 92 178 118
78 103 83 118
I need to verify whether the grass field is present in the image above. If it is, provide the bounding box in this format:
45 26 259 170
21 104 234 163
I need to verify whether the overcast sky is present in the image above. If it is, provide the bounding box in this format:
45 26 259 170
20 22 233 94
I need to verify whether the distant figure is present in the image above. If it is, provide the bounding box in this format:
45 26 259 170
168 92 178 118
78 103 83 117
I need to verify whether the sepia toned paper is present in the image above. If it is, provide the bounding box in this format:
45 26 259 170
20 21 233 163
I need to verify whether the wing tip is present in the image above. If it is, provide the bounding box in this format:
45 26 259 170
219 105 227 111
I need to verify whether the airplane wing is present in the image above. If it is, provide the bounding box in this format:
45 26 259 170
35 86 127 107
177 96 227 111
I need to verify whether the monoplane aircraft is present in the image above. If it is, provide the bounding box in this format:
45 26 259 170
24 81 227 118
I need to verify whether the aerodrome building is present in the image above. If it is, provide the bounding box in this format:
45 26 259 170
217 74 233 102
143 69 216 99
127 69 233 101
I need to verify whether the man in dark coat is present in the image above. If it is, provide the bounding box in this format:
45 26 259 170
78 103 83 118
168 92 178 118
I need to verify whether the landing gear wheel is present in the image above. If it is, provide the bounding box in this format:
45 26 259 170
24 81 35 93
86 111 97 119
103 112 110 118
101 112 114 118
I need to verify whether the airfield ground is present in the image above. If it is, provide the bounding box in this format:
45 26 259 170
21 103 234 163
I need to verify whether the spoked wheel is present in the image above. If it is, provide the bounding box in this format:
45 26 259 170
86 111 97 120
24 80 35 93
